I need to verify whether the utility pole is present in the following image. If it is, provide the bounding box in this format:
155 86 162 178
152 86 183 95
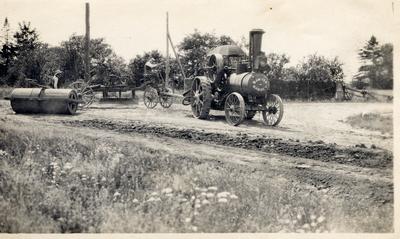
84 2 90 83
166 12 171 92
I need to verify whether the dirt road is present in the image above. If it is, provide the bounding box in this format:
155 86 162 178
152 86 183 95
0 99 393 205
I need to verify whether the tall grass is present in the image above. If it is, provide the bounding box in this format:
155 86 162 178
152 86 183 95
0 120 392 233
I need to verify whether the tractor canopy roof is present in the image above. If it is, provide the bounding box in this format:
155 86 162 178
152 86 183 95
207 45 246 57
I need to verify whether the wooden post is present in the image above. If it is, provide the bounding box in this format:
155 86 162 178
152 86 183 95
165 12 171 92
84 2 90 83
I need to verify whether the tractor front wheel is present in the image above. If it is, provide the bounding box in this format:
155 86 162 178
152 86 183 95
224 92 245 126
262 94 284 126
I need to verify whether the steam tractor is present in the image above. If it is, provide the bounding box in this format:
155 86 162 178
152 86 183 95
183 29 284 126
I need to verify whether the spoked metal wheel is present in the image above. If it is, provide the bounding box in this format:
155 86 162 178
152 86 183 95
143 86 159 109
207 54 223 84
69 80 95 109
191 78 212 119
224 92 245 126
262 94 284 126
159 92 173 108
66 91 78 114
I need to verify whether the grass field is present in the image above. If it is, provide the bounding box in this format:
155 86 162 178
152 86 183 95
0 119 392 233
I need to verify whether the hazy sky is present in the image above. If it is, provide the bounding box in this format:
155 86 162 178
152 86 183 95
0 0 397 81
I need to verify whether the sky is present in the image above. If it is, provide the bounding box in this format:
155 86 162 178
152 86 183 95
0 0 397 81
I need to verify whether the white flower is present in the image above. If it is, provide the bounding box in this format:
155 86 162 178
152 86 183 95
218 198 228 203
101 176 107 182
201 199 210 205
151 192 158 197
166 193 173 197
311 222 317 227
310 214 317 220
113 192 121 197
200 188 207 192
147 197 156 202
230 194 238 200
155 197 161 202
206 193 214 198
195 203 201 209
217 192 230 198
317 216 325 223
207 186 218 191
296 214 302 220
185 217 191 223
302 223 310 229
192 226 198 232
200 192 207 197
162 188 173 194
64 163 73 170
132 198 139 204
179 198 188 203
195 199 201 204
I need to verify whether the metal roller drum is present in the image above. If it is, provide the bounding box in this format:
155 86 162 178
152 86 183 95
9 88 79 114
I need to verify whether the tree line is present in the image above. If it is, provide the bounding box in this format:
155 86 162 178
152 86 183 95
0 19 393 95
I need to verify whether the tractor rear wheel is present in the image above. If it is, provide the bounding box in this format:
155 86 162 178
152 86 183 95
191 78 212 119
262 94 283 126
225 92 245 126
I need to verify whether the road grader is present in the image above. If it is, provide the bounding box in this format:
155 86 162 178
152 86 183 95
183 29 284 126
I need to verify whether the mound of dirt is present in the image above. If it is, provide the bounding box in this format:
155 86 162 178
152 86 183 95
62 119 392 169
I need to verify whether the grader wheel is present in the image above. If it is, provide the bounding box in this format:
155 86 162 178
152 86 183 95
262 94 284 126
191 78 212 119
143 86 158 109
159 93 173 108
224 92 246 126
68 80 95 109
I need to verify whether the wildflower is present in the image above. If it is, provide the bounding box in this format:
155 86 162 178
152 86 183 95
185 217 191 223
101 176 107 182
200 192 207 197
113 192 121 197
207 186 218 191
147 197 156 202
155 197 161 202
296 214 302 220
192 226 198 232
311 222 317 227
64 163 73 170
132 198 139 204
194 187 201 191
217 192 230 198
230 194 238 200
191 196 196 200
200 188 207 192
206 193 214 198
218 198 228 203
195 203 201 209
302 223 310 229
317 216 325 223
165 193 173 197
284 219 290 224
151 192 158 197
179 198 188 203
201 199 210 205
162 188 173 194
310 214 317 220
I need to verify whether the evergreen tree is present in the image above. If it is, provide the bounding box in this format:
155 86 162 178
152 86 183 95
354 36 393 89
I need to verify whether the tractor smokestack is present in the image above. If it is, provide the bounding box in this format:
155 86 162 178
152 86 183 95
249 29 265 70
